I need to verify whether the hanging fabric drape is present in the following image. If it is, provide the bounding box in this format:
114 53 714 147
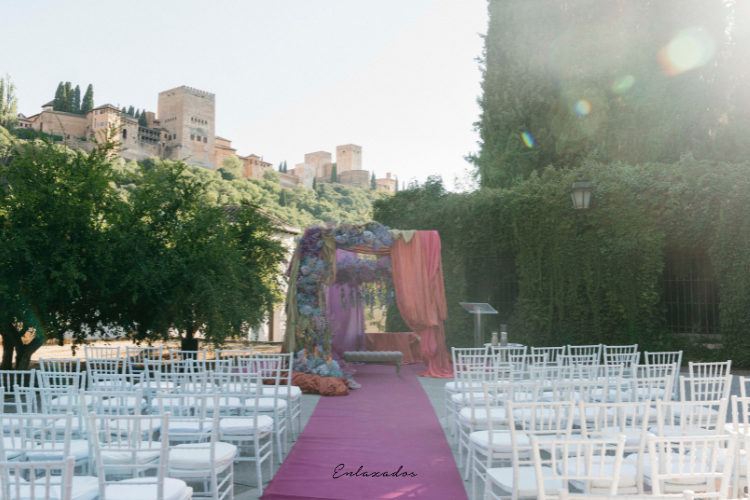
391 231 453 378
328 250 366 357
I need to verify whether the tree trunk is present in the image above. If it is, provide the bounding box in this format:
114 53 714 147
180 324 199 351
15 335 43 370
0 323 17 371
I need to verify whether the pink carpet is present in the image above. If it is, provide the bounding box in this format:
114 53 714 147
260 363 468 500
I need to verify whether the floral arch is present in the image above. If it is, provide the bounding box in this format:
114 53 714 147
283 221 453 379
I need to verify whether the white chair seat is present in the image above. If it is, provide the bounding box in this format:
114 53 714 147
169 442 237 471
2 437 23 460
445 381 482 392
625 452 707 484
219 416 274 435
106 477 191 500
563 460 638 488
101 442 162 465
648 425 709 437
51 395 93 407
487 466 564 496
249 397 288 412
9 476 99 500
451 392 487 404
91 380 133 390
134 381 177 391
458 407 507 426
27 439 89 461
671 405 720 418
260 386 301 399
169 420 214 434
469 431 529 453
599 427 654 447
52 418 84 435
206 396 243 408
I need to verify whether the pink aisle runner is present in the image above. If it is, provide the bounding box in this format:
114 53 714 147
260 363 468 500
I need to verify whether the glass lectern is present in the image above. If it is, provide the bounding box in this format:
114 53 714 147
459 302 498 348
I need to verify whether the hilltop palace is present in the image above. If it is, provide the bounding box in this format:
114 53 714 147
18 85 397 193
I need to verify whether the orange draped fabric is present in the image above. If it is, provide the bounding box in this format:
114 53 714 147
391 231 454 377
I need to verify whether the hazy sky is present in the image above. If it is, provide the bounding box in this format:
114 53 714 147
3 0 487 188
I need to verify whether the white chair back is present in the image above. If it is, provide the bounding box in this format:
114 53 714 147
655 399 728 437
689 361 731 379
168 349 207 361
681 375 732 403
531 436 627 499
644 350 682 368
125 345 164 374
491 345 527 365
84 346 120 360
603 344 639 367
0 370 35 412
531 346 565 365
647 434 735 496
215 349 254 367
567 344 602 362
0 457 76 500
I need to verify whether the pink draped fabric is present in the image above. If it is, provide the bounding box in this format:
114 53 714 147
328 250 366 358
391 231 454 377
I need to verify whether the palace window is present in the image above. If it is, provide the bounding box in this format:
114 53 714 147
191 134 195 140
203 137 207 143
122 129 127 139
197 135 201 141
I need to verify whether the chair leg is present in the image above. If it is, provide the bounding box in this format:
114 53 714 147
464 442 472 480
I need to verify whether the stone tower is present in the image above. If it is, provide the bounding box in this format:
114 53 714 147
158 86 216 169
336 144 362 172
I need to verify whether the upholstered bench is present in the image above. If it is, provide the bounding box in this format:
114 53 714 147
343 351 404 376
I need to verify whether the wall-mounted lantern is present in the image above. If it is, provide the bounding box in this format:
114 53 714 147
570 174 593 210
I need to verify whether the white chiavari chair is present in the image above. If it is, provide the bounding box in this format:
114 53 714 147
648 434 735 497
218 372 274 496
158 392 237 500
0 370 35 413
689 361 731 379
246 353 300 441
240 355 289 463
125 345 164 376
653 399 728 439
481 400 575 500
728 395 750 498
646 350 684 399
491 345 528 366
84 346 120 360
560 353 600 367
531 346 566 366
676 375 732 420
532 436 627 499
552 379 610 405
88 413 193 499
189 359 232 375
446 347 488 433
214 349 254 368
38 359 83 391
581 401 651 494
603 344 639 364
168 350 207 361
0 457 86 500
568 344 603 363
450 354 501 443
462 380 539 483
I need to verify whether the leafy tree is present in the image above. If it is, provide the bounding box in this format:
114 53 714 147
473 0 737 188
263 168 280 183
81 84 94 114
73 85 81 114
371 172 377 190
63 82 73 112
53 82 64 111
0 74 19 130
111 161 286 350
0 128 123 369
127 106 135 117
138 112 148 127
330 164 337 183
218 154 243 181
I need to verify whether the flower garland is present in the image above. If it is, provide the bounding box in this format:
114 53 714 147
291 221 393 387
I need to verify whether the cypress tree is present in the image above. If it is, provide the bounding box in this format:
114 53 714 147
312 177 317 190
63 82 72 112
121 106 127 114
135 109 141 118
53 82 64 111
73 85 81 114
278 162 283 172
279 190 287 207
371 172 377 190
127 105 135 117
283 160 288 173
330 164 337 184
138 112 148 127
81 84 94 114
395 176 399 193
